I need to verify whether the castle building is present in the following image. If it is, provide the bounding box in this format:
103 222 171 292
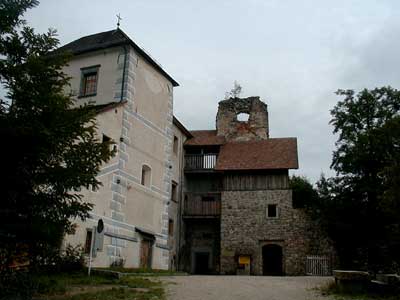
59 28 190 270
180 96 333 275
60 28 333 274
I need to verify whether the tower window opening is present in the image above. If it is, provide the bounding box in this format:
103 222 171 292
237 113 250 122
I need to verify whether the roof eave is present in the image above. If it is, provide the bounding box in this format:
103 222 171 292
173 116 193 138
60 29 180 87
117 29 180 87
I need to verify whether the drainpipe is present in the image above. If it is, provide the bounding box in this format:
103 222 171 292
120 45 128 102
177 137 184 271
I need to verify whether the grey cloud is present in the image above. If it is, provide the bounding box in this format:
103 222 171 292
17 0 400 183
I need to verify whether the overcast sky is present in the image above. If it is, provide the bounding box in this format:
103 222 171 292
23 0 400 183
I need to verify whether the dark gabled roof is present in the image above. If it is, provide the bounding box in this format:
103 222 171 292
185 130 226 146
215 138 299 170
58 28 179 87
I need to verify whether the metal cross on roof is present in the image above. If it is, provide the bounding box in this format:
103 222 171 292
116 14 122 28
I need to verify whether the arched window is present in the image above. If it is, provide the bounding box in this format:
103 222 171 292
141 165 151 187
237 112 250 122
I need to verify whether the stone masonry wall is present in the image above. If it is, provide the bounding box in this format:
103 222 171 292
216 96 269 141
220 190 334 275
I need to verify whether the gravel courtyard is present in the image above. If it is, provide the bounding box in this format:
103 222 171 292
162 276 333 300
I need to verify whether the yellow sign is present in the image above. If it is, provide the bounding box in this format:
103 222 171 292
238 256 250 265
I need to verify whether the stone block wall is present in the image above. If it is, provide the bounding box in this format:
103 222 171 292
220 190 334 275
216 96 269 141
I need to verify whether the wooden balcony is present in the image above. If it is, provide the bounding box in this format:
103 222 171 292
184 154 218 172
183 193 221 218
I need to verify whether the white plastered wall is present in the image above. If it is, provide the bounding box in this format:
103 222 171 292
63 43 178 270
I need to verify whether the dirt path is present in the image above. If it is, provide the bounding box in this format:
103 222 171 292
162 276 333 300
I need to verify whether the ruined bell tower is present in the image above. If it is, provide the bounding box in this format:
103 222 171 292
216 96 269 142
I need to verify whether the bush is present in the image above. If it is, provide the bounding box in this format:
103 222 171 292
0 270 36 300
110 257 125 268
34 244 85 274
58 244 85 272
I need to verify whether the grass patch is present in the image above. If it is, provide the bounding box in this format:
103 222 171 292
35 271 117 295
318 279 400 300
95 267 184 276
33 271 165 300
119 276 162 289
45 286 164 300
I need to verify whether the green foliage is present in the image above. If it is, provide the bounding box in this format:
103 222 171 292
319 279 400 300
331 87 400 177
58 245 85 272
61 286 164 300
34 271 117 295
32 272 164 300
110 257 126 268
38 244 85 273
314 87 400 272
225 80 242 99
0 270 37 300
97 266 185 276
0 0 114 295
289 175 319 209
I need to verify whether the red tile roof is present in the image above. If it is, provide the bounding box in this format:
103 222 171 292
215 138 298 170
185 130 225 146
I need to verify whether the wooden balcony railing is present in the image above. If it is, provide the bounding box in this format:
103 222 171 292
183 193 221 217
184 154 218 171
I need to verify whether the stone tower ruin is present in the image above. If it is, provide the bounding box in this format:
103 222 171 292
216 96 269 142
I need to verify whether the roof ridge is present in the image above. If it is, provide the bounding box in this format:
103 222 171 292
58 28 179 87
63 29 118 45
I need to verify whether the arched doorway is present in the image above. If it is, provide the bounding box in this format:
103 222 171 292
262 244 283 275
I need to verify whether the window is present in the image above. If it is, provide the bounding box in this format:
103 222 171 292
102 134 117 153
173 136 179 154
102 134 111 143
267 204 278 218
168 219 174 237
141 165 151 187
84 229 93 254
171 182 177 202
79 65 100 97
237 112 250 122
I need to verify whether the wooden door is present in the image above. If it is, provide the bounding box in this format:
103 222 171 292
140 239 152 269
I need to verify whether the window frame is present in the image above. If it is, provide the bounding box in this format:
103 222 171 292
171 181 178 202
173 135 179 155
168 219 174 237
84 229 93 254
266 204 279 218
79 65 100 98
141 164 152 187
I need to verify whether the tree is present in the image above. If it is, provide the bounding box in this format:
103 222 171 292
0 0 114 279
289 175 319 209
317 87 400 271
225 80 242 99
373 116 400 271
